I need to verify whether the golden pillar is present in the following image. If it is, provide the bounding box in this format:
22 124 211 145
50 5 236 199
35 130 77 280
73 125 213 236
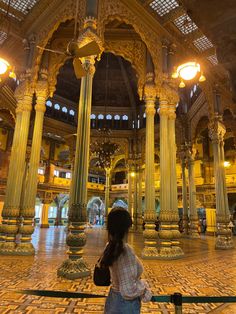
19 84 48 254
142 73 158 259
209 115 233 249
58 57 96 279
40 202 50 228
158 91 184 259
187 145 200 238
0 84 33 254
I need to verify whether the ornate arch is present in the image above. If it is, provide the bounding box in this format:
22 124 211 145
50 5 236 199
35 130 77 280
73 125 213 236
105 39 146 98
97 0 162 90
32 0 86 84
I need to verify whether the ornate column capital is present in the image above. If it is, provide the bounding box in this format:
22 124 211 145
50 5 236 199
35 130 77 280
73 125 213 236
35 80 49 112
144 72 156 115
14 80 34 112
208 115 226 143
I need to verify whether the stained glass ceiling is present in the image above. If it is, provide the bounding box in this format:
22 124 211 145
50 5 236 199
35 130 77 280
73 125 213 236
1 0 40 21
150 0 179 17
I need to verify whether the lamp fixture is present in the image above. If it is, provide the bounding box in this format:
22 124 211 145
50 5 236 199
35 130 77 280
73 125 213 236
0 57 16 82
172 61 206 88
224 161 231 168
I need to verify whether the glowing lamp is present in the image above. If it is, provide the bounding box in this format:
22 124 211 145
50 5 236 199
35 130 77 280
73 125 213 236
224 161 231 168
0 58 9 75
179 80 185 88
130 172 135 178
177 62 200 81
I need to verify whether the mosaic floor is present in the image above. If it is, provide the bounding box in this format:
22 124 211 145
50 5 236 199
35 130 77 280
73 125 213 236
0 227 236 313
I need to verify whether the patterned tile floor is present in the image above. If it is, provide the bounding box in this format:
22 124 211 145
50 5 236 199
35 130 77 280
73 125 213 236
0 227 236 313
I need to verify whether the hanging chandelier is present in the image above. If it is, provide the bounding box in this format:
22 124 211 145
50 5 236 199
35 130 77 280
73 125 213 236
172 61 206 88
91 129 120 169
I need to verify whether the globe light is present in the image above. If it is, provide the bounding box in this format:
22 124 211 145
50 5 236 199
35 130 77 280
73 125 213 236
0 58 9 75
177 62 200 81
130 171 135 178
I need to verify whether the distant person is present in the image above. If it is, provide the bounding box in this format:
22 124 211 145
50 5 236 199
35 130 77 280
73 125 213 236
101 207 152 313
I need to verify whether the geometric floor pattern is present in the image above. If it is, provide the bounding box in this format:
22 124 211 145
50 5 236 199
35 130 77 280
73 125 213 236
0 227 236 313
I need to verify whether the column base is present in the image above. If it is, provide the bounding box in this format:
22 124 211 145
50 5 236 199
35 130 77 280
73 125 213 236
40 224 49 228
215 236 234 250
141 246 159 259
189 232 200 239
0 242 35 255
157 246 184 260
57 258 91 279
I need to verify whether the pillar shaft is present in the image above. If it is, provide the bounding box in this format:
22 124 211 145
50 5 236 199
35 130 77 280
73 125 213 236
0 93 32 254
58 58 95 279
105 167 111 218
40 203 50 228
187 148 200 238
141 74 158 259
181 159 188 235
209 117 233 249
136 166 143 232
158 98 184 259
19 93 47 254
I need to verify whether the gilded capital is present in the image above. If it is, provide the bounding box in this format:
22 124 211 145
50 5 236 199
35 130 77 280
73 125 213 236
144 72 156 101
159 82 179 105
208 116 226 143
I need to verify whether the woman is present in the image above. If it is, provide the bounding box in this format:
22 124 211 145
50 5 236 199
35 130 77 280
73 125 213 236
101 207 152 314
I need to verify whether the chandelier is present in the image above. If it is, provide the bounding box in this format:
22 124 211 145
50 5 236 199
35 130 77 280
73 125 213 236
91 128 119 169
172 61 206 88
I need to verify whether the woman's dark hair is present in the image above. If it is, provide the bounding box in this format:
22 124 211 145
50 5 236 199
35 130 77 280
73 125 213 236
101 207 132 267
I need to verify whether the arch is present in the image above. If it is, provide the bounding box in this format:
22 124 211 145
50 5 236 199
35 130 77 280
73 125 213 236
98 114 104 119
122 115 128 120
98 1 163 88
90 113 96 119
69 109 75 116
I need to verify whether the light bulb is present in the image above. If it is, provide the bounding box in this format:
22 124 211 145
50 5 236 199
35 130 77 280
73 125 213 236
177 62 200 81
199 73 206 82
179 80 185 88
171 71 178 79
9 71 16 80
